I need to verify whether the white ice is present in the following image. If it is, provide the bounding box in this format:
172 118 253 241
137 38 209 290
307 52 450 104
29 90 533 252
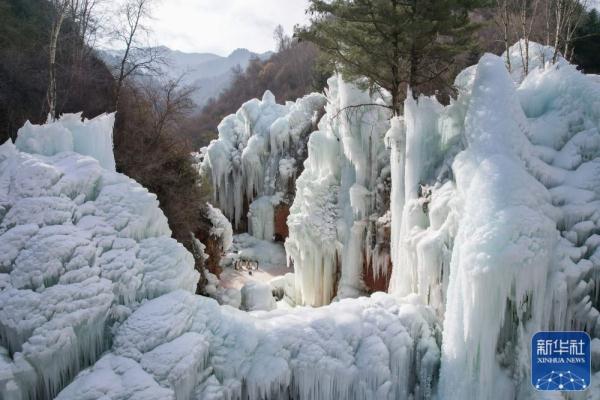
59 290 440 400
202 91 326 231
0 116 198 399
387 41 600 398
285 75 392 306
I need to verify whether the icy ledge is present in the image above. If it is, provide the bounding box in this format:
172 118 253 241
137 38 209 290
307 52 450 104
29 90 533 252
58 290 440 400
0 116 198 399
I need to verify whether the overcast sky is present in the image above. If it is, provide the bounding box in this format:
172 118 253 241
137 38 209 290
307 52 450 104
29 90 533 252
148 0 311 56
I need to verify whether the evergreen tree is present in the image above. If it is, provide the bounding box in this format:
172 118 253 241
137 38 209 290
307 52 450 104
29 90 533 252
299 0 480 114
573 8 600 73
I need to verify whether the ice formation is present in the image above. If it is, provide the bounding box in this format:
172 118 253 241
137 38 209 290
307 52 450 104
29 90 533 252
59 290 440 400
3 40 600 400
202 90 327 233
387 42 600 398
206 203 233 252
285 75 393 306
0 117 198 399
15 113 116 171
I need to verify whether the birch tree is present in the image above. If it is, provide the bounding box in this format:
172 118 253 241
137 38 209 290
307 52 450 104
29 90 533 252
47 0 70 120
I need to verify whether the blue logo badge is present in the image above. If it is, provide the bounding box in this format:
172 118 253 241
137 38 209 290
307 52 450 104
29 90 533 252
531 331 590 391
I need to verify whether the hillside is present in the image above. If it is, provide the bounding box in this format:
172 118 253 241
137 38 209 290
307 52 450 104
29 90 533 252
100 47 272 109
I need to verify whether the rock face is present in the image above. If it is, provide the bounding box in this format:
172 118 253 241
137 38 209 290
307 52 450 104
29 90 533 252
273 203 290 241
363 215 393 293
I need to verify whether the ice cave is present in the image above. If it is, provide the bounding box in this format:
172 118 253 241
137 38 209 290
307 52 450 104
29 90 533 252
1 41 600 400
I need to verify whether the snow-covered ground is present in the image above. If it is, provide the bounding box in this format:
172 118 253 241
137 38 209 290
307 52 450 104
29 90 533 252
219 233 289 290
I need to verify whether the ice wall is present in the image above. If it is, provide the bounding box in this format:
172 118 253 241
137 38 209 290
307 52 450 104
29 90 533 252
388 43 600 398
15 113 116 171
202 91 327 233
285 75 392 306
0 116 198 399
59 290 440 400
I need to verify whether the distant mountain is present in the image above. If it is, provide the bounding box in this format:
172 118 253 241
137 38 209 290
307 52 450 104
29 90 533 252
100 47 273 109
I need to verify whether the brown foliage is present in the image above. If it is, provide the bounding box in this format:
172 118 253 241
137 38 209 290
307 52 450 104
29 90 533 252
113 79 215 292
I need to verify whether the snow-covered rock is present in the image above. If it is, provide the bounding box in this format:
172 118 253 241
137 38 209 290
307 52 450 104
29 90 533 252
60 290 440 400
285 75 393 306
202 91 327 232
388 45 600 398
241 281 276 311
0 117 198 399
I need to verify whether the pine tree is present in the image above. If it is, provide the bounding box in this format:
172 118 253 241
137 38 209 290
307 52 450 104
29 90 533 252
573 8 600 73
299 0 480 114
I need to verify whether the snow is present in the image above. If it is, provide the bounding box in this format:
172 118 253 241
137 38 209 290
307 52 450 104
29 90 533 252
60 290 440 400
219 233 289 291
202 91 326 231
241 281 276 311
15 113 116 171
387 44 600 398
0 116 198 399
285 75 392 306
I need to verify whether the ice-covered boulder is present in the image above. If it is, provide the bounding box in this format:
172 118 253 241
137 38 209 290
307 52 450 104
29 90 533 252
285 75 393 306
201 90 327 232
240 281 276 311
0 116 198 399
59 290 440 400
387 46 600 398
15 113 116 171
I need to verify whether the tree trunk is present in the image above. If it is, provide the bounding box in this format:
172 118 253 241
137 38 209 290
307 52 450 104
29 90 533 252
552 0 563 63
47 7 66 120
503 0 512 72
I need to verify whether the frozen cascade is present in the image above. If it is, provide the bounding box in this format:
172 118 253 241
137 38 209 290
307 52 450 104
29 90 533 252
201 90 327 232
59 290 440 400
388 42 600 399
0 116 198 399
285 75 393 306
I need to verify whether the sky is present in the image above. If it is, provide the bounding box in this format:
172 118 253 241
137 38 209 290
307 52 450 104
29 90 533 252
148 0 311 56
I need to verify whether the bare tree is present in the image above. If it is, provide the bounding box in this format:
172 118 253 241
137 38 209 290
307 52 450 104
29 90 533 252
111 0 165 110
496 0 514 71
69 0 102 64
142 77 196 138
551 0 587 62
563 0 588 61
273 24 292 51
47 0 70 120
516 0 540 75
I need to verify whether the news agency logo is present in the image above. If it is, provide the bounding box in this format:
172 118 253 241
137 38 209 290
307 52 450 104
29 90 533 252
531 331 590 391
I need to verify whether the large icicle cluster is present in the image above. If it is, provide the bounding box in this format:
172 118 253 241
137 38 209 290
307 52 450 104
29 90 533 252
59 290 440 400
387 43 600 398
202 91 327 236
285 75 392 306
0 116 198 399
